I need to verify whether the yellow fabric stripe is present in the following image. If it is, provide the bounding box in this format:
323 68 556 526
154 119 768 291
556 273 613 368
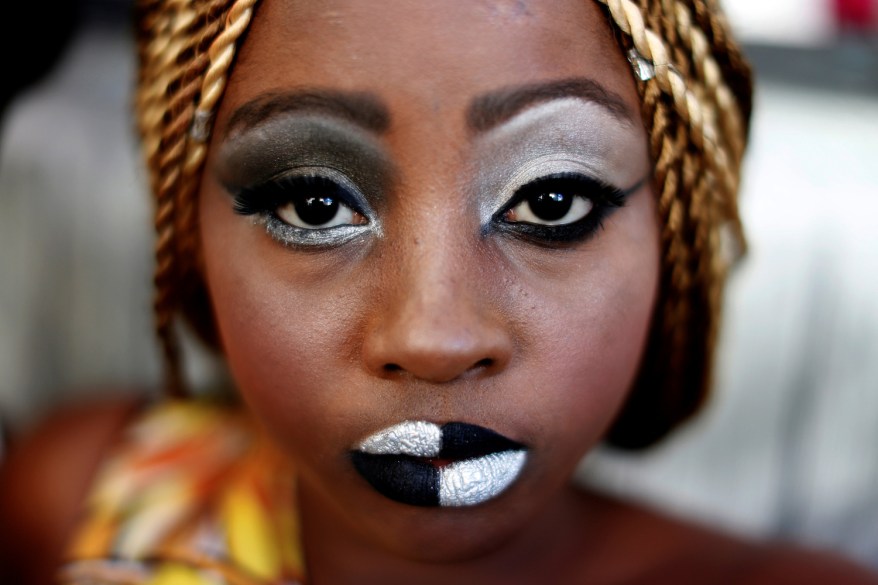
221 484 281 581
146 562 219 585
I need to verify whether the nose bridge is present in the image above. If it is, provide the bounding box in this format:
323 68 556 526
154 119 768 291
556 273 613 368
405 225 473 318
363 212 512 384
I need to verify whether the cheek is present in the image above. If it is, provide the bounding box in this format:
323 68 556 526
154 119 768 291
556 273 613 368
211 277 375 472
199 189 372 461
511 199 659 455
539 263 656 430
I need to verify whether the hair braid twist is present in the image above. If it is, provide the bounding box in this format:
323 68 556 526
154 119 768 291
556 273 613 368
135 0 752 448
596 0 751 446
136 0 257 394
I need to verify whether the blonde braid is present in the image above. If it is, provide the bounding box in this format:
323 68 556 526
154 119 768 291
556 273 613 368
597 0 751 447
143 0 199 396
175 0 257 317
136 0 259 394
673 2 745 164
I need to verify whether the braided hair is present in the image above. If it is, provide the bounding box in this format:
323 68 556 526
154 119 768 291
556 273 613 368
134 0 753 448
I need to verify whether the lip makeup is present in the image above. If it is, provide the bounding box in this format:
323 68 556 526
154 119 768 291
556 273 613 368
350 421 528 507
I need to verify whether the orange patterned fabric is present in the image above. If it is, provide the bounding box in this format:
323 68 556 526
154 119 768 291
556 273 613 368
59 401 306 585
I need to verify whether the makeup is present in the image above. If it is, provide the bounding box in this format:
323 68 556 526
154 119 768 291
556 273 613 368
216 114 392 208
489 169 637 246
231 167 375 248
472 98 650 225
351 422 528 507
215 114 391 248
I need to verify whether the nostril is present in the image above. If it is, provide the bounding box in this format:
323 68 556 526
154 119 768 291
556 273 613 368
381 358 494 379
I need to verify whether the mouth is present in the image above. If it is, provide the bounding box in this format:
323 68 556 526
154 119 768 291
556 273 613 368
350 421 528 507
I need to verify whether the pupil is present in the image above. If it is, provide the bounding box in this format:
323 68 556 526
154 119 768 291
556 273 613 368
528 192 572 221
295 196 339 225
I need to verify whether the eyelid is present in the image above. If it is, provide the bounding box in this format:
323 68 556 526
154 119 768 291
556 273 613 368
230 165 376 217
228 164 358 192
229 166 382 249
493 171 627 220
483 155 623 221
214 114 394 208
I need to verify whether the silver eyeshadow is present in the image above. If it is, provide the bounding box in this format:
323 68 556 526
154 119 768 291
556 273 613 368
471 97 650 224
245 164 380 247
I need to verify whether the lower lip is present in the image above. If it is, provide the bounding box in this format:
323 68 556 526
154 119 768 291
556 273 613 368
351 450 527 507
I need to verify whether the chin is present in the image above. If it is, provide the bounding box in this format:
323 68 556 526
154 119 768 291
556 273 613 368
370 500 537 563
302 466 555 563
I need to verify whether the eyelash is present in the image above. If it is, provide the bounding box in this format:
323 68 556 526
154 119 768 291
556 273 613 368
490 172 629 246
231 171 633 249
233 174 373 248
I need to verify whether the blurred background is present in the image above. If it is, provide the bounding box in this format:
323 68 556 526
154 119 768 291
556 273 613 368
1 0 876 571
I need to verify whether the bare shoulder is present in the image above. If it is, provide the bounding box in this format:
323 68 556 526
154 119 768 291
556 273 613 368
583 491 878 585
0 396 143 585
736 545 878 585
656 508 878 585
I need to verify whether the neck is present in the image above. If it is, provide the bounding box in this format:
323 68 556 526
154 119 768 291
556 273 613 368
297 480 616 585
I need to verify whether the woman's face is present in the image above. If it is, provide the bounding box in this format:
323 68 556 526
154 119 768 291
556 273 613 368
200 0 658 560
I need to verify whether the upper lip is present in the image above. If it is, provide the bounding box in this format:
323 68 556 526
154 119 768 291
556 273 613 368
356 420 526 460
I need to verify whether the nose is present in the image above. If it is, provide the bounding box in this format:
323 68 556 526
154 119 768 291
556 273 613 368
362 243 513 384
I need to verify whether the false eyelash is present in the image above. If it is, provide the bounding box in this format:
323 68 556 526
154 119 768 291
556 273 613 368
491 172 633 246
232 174 366 218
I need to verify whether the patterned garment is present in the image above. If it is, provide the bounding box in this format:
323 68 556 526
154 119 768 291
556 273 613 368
59 401 306 585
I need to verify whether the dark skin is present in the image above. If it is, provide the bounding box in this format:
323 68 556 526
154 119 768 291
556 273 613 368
0 398 140 585
202 0 658 580
2 1 877 584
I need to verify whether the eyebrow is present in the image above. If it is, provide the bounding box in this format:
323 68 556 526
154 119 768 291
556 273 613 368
223 77 633 139
224 89 391 137
466 77 635 133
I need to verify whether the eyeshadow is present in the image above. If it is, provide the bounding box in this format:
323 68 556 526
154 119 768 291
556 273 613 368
214 114 393 204
471 98 650 221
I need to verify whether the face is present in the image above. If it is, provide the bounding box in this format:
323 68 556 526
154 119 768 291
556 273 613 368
199 0 658 561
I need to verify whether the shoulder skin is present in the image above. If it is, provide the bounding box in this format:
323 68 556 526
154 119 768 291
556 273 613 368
0 396 142 585
584 490 878 585
735 545 878 585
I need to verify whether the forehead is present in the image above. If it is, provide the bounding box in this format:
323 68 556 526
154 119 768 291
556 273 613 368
215 0 640 133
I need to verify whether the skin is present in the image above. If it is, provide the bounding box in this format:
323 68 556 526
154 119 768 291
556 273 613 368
194 0 875 583
3 1 878 584
0 397 141 585
200 0 656 581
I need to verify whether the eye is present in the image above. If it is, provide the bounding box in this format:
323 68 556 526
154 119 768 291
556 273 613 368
232 173 373 247
505 189 594 226
492 172 631 245
235 174 367 229
275 190 365 229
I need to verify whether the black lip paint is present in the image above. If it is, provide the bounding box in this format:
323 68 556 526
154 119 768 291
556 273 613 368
351 421 527 507
439 422 525 459
350 452 440 507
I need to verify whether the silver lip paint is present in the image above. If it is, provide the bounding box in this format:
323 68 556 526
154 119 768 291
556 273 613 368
357 420 442 458
439 450 527 507
351 421 529 508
